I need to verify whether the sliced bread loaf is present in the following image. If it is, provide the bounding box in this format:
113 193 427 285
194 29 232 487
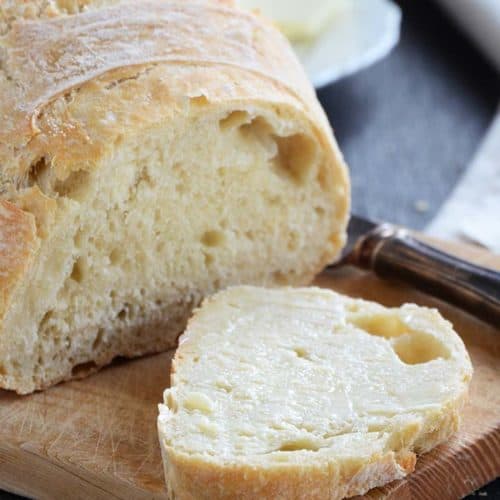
0 1 348 393
158 286 473 499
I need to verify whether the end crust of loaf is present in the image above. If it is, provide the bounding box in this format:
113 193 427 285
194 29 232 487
0 1 349 393
158 286 473 500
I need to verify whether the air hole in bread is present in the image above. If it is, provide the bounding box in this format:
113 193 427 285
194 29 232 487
166 391 178 413
366 424 385 433
204 253 214 267
272 133 316 184
245 230 255 241
190 95 209 107
73 229 85 250
297 423 316 433
175 182 187 195
237 429 254 437
240 116 273 140
39 310 54 330
92 328 104 350
278 438 320 452
70 258 85 283
156 240 166 253
215 380 232 393
271 423 285 431
349 313 450 364
109 248 122 265
54 170 90 199
271 271 288 286
135 166 153 188
71 360 97 377
392 332 450 365
201 230 225 247
198 420 218 437
183 392 213 413
27 157 50 190
348 314 407 338
322 429 351 439
293 347 310 360
219 110 251 130
216 167 227 178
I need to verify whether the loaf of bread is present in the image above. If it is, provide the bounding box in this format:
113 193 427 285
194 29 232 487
0 1 349 393
158 286 473 500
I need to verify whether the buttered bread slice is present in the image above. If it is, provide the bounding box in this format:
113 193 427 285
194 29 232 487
158 286 472 500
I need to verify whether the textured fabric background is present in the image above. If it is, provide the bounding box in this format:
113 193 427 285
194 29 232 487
319 0 498 230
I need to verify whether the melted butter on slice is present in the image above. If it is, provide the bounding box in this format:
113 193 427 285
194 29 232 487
163 286 471 459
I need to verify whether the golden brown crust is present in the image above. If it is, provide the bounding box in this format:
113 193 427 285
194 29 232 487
0 200 39 321
159 447 414 500
15 186 57 239
0 0 328 182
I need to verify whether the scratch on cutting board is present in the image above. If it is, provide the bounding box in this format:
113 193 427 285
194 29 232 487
18 400 35 436
110 417 126 475
21 441 123 499
92 423 105 461
46 409 81 454
133 445 157 477
0 399 29 434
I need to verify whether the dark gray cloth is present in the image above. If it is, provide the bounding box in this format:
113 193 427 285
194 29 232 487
318 0 498 230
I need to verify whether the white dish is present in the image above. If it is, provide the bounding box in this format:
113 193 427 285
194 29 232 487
294 0 402 88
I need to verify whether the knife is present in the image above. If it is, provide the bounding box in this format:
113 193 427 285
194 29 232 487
329 214 500 326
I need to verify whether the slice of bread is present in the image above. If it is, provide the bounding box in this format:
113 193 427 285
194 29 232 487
0 1 349 393
158 286 473 500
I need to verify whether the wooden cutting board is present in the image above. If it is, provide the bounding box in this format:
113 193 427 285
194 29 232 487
0 240 499 500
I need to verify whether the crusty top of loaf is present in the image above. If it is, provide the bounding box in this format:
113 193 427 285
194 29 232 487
0 0 332 190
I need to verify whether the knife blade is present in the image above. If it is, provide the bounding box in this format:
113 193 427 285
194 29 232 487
328 214 500 327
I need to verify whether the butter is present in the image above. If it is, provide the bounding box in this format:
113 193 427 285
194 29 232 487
238 0 349 42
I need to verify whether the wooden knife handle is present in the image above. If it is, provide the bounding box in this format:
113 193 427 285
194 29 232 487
351 224 500 326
